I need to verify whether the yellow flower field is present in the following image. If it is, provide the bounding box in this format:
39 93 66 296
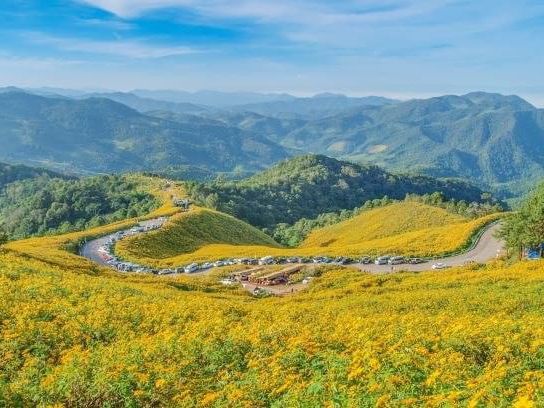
1 248 544 406
0 178 537 407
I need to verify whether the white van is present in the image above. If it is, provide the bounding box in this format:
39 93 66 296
388 256 405 265
374 256 390 265
184 263 199 273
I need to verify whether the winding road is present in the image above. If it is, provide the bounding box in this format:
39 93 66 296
80 218 167 267
355 222 504 273
79 218 505 274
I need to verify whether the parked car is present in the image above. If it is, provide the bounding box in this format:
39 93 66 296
259 256 274 265
388 256 405 265
408 258 424 264
432 263 447 270
184 263 199 273
359 256 372 264
213 260 224 267
374 256 390 265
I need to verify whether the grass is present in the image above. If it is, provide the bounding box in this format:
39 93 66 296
301 201 467 247
116 207 280 266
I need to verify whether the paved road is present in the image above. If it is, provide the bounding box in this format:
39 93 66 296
355 222 504 273
80 218 166 266
80 218 504 273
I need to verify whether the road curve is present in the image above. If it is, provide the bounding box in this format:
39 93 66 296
355 222 504 273
79 218 504 273
80 218 166 267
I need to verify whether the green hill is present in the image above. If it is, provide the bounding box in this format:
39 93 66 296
186 154 493 230
116 207 280 264
216 92 544 198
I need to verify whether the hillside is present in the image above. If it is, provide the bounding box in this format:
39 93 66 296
229 93 398 119
116 207 280 265
244 92 543 198
117 200 498 267
0 161 70 188
2 208 539 406
83 92 212 115
301 201 466 248
0 91 289 174
186 155 492 230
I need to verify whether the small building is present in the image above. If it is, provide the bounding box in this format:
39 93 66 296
249 265 302 286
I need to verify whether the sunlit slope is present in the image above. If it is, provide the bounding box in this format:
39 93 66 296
302 201 467 247
118 201 499 266
2 248 544 406
116 207 280 265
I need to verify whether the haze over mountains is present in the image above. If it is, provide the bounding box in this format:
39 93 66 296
1 86 543 198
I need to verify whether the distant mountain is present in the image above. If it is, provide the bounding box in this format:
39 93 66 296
257 92 542 198
193 111 306 143
229 93 398 119
186 154 489 229
0 161 71 188
0 91 289 174
131 89 296 107
82 92 212 115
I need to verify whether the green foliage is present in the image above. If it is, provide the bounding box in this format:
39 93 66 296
0 175 158 239
500 182 544 256
0 227 7 247
186 155 493 232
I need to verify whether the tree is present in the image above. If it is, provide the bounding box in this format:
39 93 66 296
0 227 8 247
500 182 544 258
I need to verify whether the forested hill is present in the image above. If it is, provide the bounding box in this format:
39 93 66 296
186 155 494 230
213 92 544 198
0 91 289 174
0 174 158 239
0 162 71 188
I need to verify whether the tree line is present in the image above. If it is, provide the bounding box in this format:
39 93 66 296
0 175 158 239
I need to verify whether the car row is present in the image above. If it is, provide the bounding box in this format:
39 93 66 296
372 255 426 265
88 217 441 275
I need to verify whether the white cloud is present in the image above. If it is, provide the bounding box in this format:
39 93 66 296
25 32 197 59
77 17 135 31
78 0 441 23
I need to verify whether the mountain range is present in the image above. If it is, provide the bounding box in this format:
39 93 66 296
0 90 288 174
208 92 544 198
1 87 543 198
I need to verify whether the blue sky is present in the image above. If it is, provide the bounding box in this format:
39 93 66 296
1 0 543 104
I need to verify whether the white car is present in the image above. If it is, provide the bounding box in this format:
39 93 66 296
184 263 199 273
374 256 390 265
432 263 447 270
